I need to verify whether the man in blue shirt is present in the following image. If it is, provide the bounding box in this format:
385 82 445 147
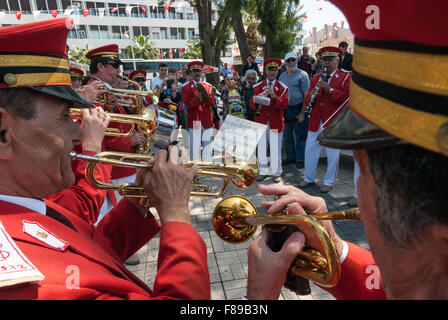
279 52 310 169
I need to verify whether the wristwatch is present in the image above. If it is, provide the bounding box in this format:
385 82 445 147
329 88 334 95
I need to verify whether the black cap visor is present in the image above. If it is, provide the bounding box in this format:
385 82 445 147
317 106 400 150
28 85 95 108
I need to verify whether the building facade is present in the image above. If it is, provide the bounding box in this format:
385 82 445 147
0 0 220 59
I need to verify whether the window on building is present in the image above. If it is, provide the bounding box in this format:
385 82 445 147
176 7 184 19
89 25 100 39
160 27 167 40
178 28 185 40
168 7 176 19
150 6 157 18
35 0 49 11
121 25 130 38
133 26 141 37
186 8 194 20
160 49 170 59
141 26 149 36
78 25 87 39
86 2 97 16
0 1 9 11
172 48 180 59
108 3 119 16
187 28 195 40
118 3 127 17
157 6 165 19
99 25 109 39
9 1 20 11
130 4 139 17
152 27 160 39
170 28 178 40
19 0 31 13
112 26 121 39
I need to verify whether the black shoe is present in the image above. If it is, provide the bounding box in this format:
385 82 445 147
256 175 267 182
296 161 304 169
282 159 295 166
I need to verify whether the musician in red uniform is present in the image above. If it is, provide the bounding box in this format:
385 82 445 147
250 58 289 183
298 47 351 193
246 0 448 300
181 61 216 162
0 18 210 300
85 45 146 219
69 67 84 89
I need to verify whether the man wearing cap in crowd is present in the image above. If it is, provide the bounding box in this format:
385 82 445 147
298 46 351 193
69 67 84 89
129 69 148 91
279 52 310 170
245 0 448 300
250 58 289 183
0 18 210 300
181 60 216 162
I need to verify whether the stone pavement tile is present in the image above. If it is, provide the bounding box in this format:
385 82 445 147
280 288 300 300
211 283 226 300
209 266 222 283
298 294 315 300
312 293 336 300
218 265 234 282
230 264 246 280
222 279 247 292
225 287 247 300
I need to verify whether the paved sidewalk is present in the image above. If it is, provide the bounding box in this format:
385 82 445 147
126 154 369 300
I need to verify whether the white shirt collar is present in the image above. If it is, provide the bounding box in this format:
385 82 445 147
0 194 46 215
92 76 112 89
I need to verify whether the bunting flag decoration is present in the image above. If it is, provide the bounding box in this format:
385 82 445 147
0 12 5 18
98 8 105 18
32 10 41 18
51 10 58 18
180 48 184 52
110 6 118 13
82 8 90 17
125 6 132 15
164 4 170 10
299 4 304 10
140 5 146 15
15 11 23 20
64 8 73 15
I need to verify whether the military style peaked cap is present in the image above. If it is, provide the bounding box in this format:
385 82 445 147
319 0 448 157
0 18 93 108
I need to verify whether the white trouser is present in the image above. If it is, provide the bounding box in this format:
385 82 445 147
189 124 214 162
257 124 283 176
95 173 137 225
304 123 340 186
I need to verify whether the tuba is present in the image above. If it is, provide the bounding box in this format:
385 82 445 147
212 195 360 292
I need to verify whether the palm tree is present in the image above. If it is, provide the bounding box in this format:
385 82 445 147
125 35 160 59
68 44 92 65
182 40 202 59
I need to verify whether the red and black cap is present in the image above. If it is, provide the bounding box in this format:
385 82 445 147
86 44 123 65
264 58 282 70
318 0 448 157
0 18 93 108
187 61 204 71
69 67 84 79
129 69 147 81
319 46 343 59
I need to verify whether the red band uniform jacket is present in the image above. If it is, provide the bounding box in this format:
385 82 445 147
249 80 289 132
181 81 216 130
0 199 210 300
304 69 351 132
86 77 136 181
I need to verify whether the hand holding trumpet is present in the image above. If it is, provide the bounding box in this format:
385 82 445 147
196 83 210 103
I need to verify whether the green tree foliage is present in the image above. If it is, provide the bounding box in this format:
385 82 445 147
182 40 203 59
246 0 305 60
125 35 160 59
68 44 91 65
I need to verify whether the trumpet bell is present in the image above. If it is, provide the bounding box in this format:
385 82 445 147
212 195 342 287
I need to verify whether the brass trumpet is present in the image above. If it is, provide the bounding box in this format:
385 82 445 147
70 108 157 154
212 196 361 288
69 151 259 198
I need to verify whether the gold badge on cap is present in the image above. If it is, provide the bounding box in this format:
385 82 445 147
4 73 17 86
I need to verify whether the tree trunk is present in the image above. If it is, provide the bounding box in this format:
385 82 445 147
232 10 250 66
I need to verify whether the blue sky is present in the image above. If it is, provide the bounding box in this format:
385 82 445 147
299 0 349 31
